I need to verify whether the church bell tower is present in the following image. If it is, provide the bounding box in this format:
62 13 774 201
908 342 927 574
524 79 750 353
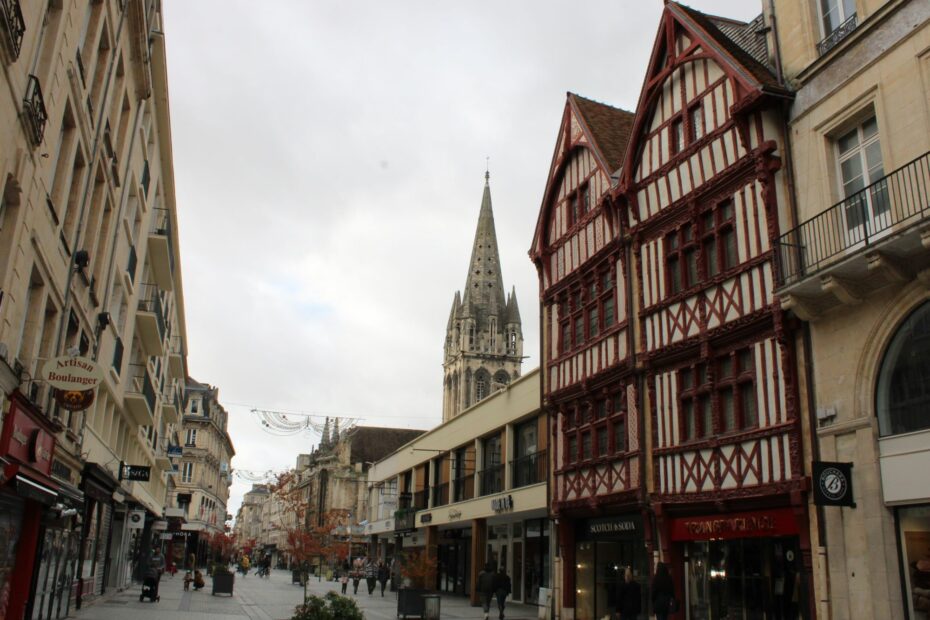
442 172 523 421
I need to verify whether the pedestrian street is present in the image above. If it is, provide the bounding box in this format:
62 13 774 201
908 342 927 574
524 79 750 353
69 568 543 620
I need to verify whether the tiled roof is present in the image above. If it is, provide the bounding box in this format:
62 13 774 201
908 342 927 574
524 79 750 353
347 427 426 465
569 94 635 172
675 4 787 95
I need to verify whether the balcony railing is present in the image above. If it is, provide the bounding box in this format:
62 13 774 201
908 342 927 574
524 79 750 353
430 482 449 507
138 284 166 340
479 464 504 497
1 0 26 60
511 449 547 489
23 75 48 146
776 151 930 287
817 14 857 56
452 474 474 503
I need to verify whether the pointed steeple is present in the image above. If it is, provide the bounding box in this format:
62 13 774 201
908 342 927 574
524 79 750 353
320 417 331 448
461 171 507 318
442 171 524 422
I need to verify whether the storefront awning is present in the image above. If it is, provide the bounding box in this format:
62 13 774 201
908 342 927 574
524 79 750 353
13 473 58 506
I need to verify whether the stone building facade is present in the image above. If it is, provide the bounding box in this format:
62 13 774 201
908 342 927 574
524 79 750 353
770 0 930 618
170 378 235 567
0 1 191 617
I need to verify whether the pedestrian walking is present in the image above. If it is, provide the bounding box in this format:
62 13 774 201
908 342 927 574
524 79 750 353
340 570 349 595
493 566 511 620
365 557 378 595
616 567 642 620
477 562 496 620
651 562 676 620
377 561 389 596
352 568 361 595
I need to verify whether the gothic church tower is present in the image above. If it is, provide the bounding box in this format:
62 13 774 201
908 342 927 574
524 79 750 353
442 172 523 421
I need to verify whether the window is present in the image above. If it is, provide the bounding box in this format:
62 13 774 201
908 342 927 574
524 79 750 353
181 462 193 483
581 432 592 460
689 105 704 142
558 266 617 354
190 398 199 414
876 302 930 436
678 348 757 442
666 225 698 294
701 200 737 278
820 0 856 36
596 427 608 456
836 116 887 231
185 428 197 446
567 435 577 464
670 117 684 154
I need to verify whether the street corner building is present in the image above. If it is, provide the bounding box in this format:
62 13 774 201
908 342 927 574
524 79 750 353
0 1 224 619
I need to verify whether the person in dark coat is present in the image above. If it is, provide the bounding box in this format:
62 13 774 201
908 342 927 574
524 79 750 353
377 562 389 596
477 563 496 620
616 567 642 620
493 567 512 620
651 562 675 620
365 558 378 595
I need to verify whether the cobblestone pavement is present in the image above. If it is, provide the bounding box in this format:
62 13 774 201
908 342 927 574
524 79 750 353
70 569 543 620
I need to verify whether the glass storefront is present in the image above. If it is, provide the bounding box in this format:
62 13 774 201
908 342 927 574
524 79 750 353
574 515 646 620
898 505 930 619
437 529 471 595
684 537 805 620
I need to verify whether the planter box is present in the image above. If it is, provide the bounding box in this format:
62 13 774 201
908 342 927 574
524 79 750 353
397 588 430 618
211 572 234 596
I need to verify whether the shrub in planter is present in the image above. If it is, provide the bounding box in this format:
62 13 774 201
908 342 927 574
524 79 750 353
291 592 362 620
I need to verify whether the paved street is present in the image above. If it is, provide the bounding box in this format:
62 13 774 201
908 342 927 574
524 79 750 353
70 569 543 620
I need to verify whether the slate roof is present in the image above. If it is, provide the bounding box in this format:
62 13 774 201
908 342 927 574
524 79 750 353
569 94 635 173
675 4 788 96
347 427 426 465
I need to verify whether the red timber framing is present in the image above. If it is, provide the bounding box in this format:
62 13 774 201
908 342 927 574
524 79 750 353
613 3 814 619
530 93 642 610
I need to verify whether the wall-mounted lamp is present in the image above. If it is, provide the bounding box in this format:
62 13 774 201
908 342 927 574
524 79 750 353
74 250 90 269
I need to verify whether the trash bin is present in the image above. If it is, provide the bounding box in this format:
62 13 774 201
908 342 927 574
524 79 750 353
421 593 441 620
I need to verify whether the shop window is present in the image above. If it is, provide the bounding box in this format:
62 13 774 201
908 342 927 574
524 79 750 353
897 505 930 617
876 301 930 436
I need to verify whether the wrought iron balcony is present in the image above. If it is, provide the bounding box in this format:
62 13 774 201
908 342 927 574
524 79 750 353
452 474 474 503
125 364 155 426
23 75 48 146
511 449 547 489
430 482 449 507
776 151 930 318
0 0 25 61
479 464 504 496
817 14 857 56
136 283 166 356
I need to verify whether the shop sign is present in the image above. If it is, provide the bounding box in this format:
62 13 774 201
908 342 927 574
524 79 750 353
51 460 74 485
128 509 146 529
54 388 95 412
670 507 799 541
448 509 462 520
813 461 855 507
118 462 151 482
41 356 104 390
420 513 432 524
586 515 641 538
0 402 55 476
491 495 514 513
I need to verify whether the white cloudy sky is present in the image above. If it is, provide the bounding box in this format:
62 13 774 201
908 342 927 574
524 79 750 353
162 0 762 519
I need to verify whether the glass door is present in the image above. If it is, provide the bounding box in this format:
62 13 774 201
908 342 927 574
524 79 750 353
837 117 888 246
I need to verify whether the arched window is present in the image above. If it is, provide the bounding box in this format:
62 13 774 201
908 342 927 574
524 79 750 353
876 301 930 436
475 368 491 403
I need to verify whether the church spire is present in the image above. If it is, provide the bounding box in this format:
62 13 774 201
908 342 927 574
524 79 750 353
442 171 524 422
461 171 506 316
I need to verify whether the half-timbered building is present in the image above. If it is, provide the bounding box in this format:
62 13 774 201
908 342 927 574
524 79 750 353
531 93 638 620
616 5 813 619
